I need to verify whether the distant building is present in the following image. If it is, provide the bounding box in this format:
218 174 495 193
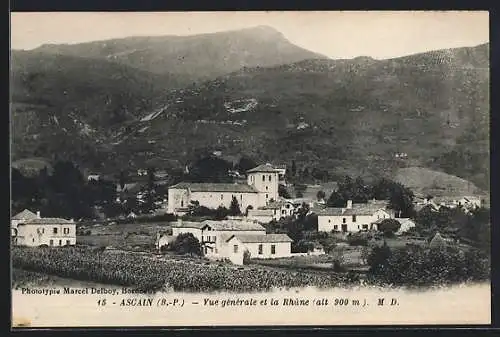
167 164 280 215
317 199 395 233
246 209 275 223
87 174 100 182
12 211 76 247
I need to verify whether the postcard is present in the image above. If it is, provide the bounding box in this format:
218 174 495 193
10 11 490 328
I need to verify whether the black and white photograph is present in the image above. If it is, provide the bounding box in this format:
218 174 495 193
10 11 491 327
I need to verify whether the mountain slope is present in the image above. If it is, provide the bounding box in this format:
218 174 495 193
10 51 181 163
112 43 489 190
29 26 327 81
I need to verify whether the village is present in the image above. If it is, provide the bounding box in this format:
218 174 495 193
11 160 488 271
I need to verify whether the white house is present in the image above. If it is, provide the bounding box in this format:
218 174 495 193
247 199 295 223
14 215 77 247
317 200 395 233
11 209 40 232
166 218 292 264
396 218 417 234
167 163 280 215
224 234 293 264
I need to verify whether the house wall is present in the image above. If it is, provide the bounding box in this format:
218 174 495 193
247 172 279 202
190 191 261 211
167 188 264 214
167 188 190 214
318 214 374 232
15 224 76 247
244 241 291 259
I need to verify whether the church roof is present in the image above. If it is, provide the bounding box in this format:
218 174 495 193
247 164 280 173
227 233 293 243
169 182 258 193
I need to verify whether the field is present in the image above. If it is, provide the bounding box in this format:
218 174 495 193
394 167 483 197
12 246 360 293
77 221 172 249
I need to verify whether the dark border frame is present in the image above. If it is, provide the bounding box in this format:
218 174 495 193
6 0 498 334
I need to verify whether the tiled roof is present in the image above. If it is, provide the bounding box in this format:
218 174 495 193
228 233 293 243
21 218 74 225
201 220 265 231
317 201 390 217
317 208 344 216
248 209 274 216
172 221 207 229
12 209 38 220
246 164 280 173
169 182 258 193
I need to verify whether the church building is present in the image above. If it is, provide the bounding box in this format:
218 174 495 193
167 164 279 215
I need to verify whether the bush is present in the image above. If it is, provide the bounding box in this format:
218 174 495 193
367 244 490 287
243 250 251 265
377 219 401 237
347 233 368 246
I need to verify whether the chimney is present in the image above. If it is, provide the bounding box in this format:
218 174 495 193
36 211 41 219
346 200 353 209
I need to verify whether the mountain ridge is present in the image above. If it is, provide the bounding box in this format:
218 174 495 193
10 33 490 192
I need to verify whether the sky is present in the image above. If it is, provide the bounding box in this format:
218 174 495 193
10 11 489 60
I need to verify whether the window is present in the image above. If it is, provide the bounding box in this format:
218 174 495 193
269 175 272 181
181 200 184 207
262 175 265 182
266 186 268 191
352 215 357 222
66 240 71 246
271 245 276 254
334 225 338 230
342 218 346 224
63 228 69 234
328 219 331 223
362 224 369 230
233 245 239 253
266 194 269 199
59 240 62 246
53 227 58 234
258 244 263 254
221 194 224 200
32 238 35 243
240 194 243 201
49 240 53 246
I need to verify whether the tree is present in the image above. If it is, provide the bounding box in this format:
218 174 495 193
278 184 291 199
187 155 233 183
367 242 392 276
327 191 345 207
171 233 203 256
377 219 402 237
119 170 126 190
229 196 241 216
243 249 252 265
316 190 326 201
235 156 257 174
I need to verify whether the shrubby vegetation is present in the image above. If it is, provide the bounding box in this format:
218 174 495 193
366 243 490 287
12 247 361 292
